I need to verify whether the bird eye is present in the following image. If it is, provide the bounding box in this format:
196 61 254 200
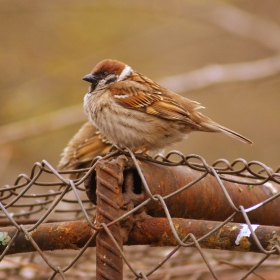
102 71 108 76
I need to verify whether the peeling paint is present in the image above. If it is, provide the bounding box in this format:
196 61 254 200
269 233 280 247
235 224 259 245
247 185 254 190
0 232 11 246
230 225 238 232
264 182 278 195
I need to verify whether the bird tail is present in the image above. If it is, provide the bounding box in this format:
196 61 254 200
201 122 253 145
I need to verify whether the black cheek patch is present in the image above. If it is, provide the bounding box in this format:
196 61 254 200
105 76 117 85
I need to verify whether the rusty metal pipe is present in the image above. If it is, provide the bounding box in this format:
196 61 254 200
137 160 280 225
1 218 280 255
128 217 280 253
0 220 93 255
87 157 280 226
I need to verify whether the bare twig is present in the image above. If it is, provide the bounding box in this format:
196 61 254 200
160 54 280 93
0 105 86 145
204 1 280 52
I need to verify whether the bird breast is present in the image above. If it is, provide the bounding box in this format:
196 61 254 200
83 90 192 150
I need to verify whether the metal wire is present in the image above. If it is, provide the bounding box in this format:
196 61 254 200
0 150 280 279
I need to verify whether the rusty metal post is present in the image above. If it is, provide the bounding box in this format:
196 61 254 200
95 156 127 280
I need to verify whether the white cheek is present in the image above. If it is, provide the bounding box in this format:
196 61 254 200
99 79 106 86
117 65 132 81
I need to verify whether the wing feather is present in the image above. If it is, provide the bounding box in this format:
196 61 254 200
109 76 200 127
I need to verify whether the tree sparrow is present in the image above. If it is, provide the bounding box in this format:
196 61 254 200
82 59 253 152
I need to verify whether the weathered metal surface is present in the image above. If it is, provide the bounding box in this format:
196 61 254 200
137 160 280 225
0 220 94 254
1 218 280 255
83 155 280 279
128 217 280 253
1 153 280 279
86 156 280 226
95 156 128 280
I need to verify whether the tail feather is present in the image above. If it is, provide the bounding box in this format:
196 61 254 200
201 122 253 145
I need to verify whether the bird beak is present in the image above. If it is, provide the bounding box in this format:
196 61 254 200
82 74 98 83
83 74 99 92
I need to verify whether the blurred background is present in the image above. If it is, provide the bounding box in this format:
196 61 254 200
1 0 280 185
1 1 280 279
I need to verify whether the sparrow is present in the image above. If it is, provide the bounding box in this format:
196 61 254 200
58 121 111 171
82 59 253 152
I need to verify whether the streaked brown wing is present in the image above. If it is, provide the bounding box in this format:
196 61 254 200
58 122 111 171
109 76 200 127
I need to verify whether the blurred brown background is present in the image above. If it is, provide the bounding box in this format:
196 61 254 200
1 0 280 186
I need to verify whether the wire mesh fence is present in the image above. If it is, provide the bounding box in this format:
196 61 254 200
1 148 280 279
